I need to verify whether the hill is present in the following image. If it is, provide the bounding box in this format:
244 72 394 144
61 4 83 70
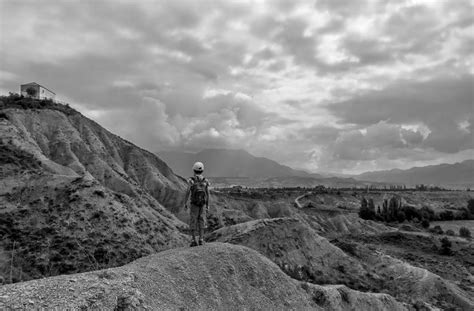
0 95 188 283
355 160 474 187
0 243 407 310
158 148 317 178
207 218 474 310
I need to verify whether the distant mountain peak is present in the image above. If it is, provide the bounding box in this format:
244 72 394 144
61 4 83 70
158 148 309 178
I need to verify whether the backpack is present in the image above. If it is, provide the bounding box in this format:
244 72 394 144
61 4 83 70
190 176 207 207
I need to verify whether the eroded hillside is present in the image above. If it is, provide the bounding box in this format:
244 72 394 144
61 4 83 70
1 104 186 211
208 218 474 310
0 100 190 283
0 243 407 311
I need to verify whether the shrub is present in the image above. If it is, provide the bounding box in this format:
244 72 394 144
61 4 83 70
359 206 375 220
430 225 443 234
0 93 77 115
421 218 430 228
420 206 435 221
439 237 452 255
396 211 406 223
402 205 419 221
459 227 471 238
25 87 37 97
445 229 455 236
93 190 105 198
439 210 454 221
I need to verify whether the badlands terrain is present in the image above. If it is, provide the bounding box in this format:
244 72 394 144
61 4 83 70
0 96 473 310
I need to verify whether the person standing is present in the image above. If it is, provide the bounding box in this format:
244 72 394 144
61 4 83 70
184 162 210 247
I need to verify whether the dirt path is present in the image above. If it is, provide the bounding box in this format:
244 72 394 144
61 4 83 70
294 192 311 208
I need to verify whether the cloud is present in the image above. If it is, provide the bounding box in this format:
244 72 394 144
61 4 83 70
326 74 474 154
1 0 473 174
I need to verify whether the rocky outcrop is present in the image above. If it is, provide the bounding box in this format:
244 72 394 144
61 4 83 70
0 243 406 310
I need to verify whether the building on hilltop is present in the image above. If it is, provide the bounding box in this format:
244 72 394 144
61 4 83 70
20 82 56 100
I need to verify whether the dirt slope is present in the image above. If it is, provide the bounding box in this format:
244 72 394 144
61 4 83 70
335 238 474 310
1 107 187 212
0 106 191 283
208 218 474 310
0 146 187 283
207 218 375 290
0 243 406 311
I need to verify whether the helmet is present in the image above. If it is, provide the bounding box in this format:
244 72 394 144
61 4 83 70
192 161 204 174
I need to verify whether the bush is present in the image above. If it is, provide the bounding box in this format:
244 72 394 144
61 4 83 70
402 205 419 221
445 229 455 236
439 210 454 221
421 218 430 228
439 237 452 255
420 206 435 221
0 93 77 116
459 227 471 238
396 211 406 223
359 207 376 220
430 225 443 234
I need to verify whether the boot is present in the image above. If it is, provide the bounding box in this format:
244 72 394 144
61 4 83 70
190 234 198 247
198 227 204 246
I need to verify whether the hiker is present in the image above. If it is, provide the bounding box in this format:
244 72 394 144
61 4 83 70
184 161 210 247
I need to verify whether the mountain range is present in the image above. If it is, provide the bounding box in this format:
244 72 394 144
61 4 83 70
159 148 473 187
355 160 474 186
158 149 319 179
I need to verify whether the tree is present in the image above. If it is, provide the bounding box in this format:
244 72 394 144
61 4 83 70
359 197 375 220
382 196 402 222
368 198 375 213
459 227 471 238
25 87 37 97
361 197 368 209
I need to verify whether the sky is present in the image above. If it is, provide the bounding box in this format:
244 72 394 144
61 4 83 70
0 0 473 174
